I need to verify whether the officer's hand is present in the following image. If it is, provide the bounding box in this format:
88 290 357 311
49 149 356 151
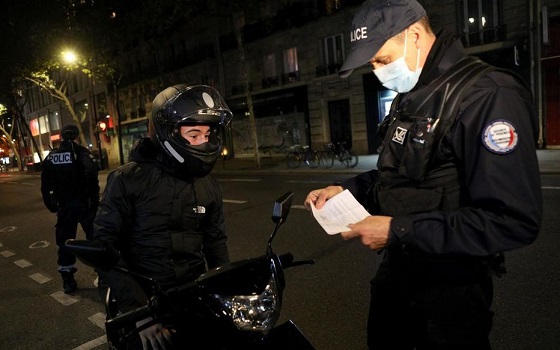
341 215 392 251
304 185 344 210
136 317 173 350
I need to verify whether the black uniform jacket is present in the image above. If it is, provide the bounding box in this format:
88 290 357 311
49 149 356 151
343 30 542 257
94 138 229 306
41 140 100 211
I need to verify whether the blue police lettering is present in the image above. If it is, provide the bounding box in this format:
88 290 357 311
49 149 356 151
49 152 73 165
350 27 368 42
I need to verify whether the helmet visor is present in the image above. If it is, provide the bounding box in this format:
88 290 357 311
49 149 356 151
167 88 233 126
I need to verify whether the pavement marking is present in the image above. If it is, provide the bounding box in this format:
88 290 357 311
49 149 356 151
1 250 16 257
72 335 107 350
29 240 50 249
88 312 106 329
292 205 307 210
14 259 33 268
219 179 261 182
223 199 247 204
29 273 51 284
0 226 17 232
50 291 79 306
542 186 560 190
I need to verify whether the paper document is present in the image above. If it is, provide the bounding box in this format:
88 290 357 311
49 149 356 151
310 189 370 235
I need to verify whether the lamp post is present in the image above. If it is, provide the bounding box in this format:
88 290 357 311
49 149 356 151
95 120 107 170
221 147 228 170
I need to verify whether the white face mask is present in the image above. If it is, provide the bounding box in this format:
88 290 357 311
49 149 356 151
373 30 422 93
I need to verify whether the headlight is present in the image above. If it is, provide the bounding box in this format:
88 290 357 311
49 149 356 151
212 273 281 332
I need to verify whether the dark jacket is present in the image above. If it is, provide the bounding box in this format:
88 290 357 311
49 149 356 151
94 137 229 308
343 30 542 258
41 140 100 212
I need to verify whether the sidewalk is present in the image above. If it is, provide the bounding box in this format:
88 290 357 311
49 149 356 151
212 149 560 175
4 149 558 176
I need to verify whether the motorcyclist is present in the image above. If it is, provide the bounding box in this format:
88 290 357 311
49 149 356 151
93 84 233 349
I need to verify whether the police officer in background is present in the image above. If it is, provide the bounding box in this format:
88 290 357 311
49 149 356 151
305 0 542 349
41 124 100 294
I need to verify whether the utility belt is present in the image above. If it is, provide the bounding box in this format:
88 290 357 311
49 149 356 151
384 247 506 285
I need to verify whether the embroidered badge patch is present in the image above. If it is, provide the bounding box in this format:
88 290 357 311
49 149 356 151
482 120 519 154
392 127 407 145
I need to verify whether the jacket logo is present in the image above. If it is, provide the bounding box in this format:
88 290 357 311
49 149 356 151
391 127 407 145
48 152 73 164
193 206 206 214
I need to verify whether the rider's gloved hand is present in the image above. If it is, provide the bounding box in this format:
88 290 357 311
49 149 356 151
136 316 173 350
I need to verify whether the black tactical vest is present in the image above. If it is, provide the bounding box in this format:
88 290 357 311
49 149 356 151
44 141 85 199
376 57 496 216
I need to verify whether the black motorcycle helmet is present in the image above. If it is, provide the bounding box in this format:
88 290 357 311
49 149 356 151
149 84 233 177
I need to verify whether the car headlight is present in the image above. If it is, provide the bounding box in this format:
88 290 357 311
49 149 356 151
212 273 281 332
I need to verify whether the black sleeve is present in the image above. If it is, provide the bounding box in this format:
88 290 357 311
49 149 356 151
40 156 58 212
78 146 100 200
94 170 148 310
392 73 542 256
341 169 380 213
201 177 230 268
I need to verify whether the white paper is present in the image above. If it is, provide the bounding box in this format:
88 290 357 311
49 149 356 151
310 189 370 235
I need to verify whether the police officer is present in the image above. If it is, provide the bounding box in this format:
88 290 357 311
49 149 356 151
305 0 542 349
41 124 100 294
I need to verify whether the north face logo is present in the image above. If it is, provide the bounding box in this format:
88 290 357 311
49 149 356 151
392 127 407 145
193 206 206 214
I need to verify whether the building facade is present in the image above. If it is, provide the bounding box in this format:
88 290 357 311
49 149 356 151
22 0 560 170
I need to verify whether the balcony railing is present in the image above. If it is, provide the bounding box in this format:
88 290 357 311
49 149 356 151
461 25 507 47
315 63 342 77
261 71 300 89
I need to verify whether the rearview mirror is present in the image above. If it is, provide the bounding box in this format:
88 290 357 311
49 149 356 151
272 192 293 224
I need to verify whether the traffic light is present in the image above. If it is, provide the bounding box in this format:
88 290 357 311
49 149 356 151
97 121 107 132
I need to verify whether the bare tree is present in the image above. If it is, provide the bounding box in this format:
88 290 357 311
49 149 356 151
22 58 94 146
0 105 21 169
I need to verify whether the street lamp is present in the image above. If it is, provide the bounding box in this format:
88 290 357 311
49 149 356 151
61 50 77 65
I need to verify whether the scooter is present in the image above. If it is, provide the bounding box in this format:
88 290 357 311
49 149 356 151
66 191 315 349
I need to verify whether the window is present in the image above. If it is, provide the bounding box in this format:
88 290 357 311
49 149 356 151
262 53 278 88
30 119 40 136
459 0 501 46
49 111 61 132
263 53 277 78
38 114 49 134
283 47 298 74
283 47 299 83
320 34 344 75
325 0 342 14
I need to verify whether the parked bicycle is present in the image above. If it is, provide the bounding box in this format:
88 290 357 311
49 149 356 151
319 142 359 168
286 145 320 169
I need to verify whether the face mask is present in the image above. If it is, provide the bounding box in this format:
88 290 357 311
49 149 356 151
373 30 422 93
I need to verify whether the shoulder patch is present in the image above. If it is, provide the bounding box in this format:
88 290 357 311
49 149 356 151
482 119 518 154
